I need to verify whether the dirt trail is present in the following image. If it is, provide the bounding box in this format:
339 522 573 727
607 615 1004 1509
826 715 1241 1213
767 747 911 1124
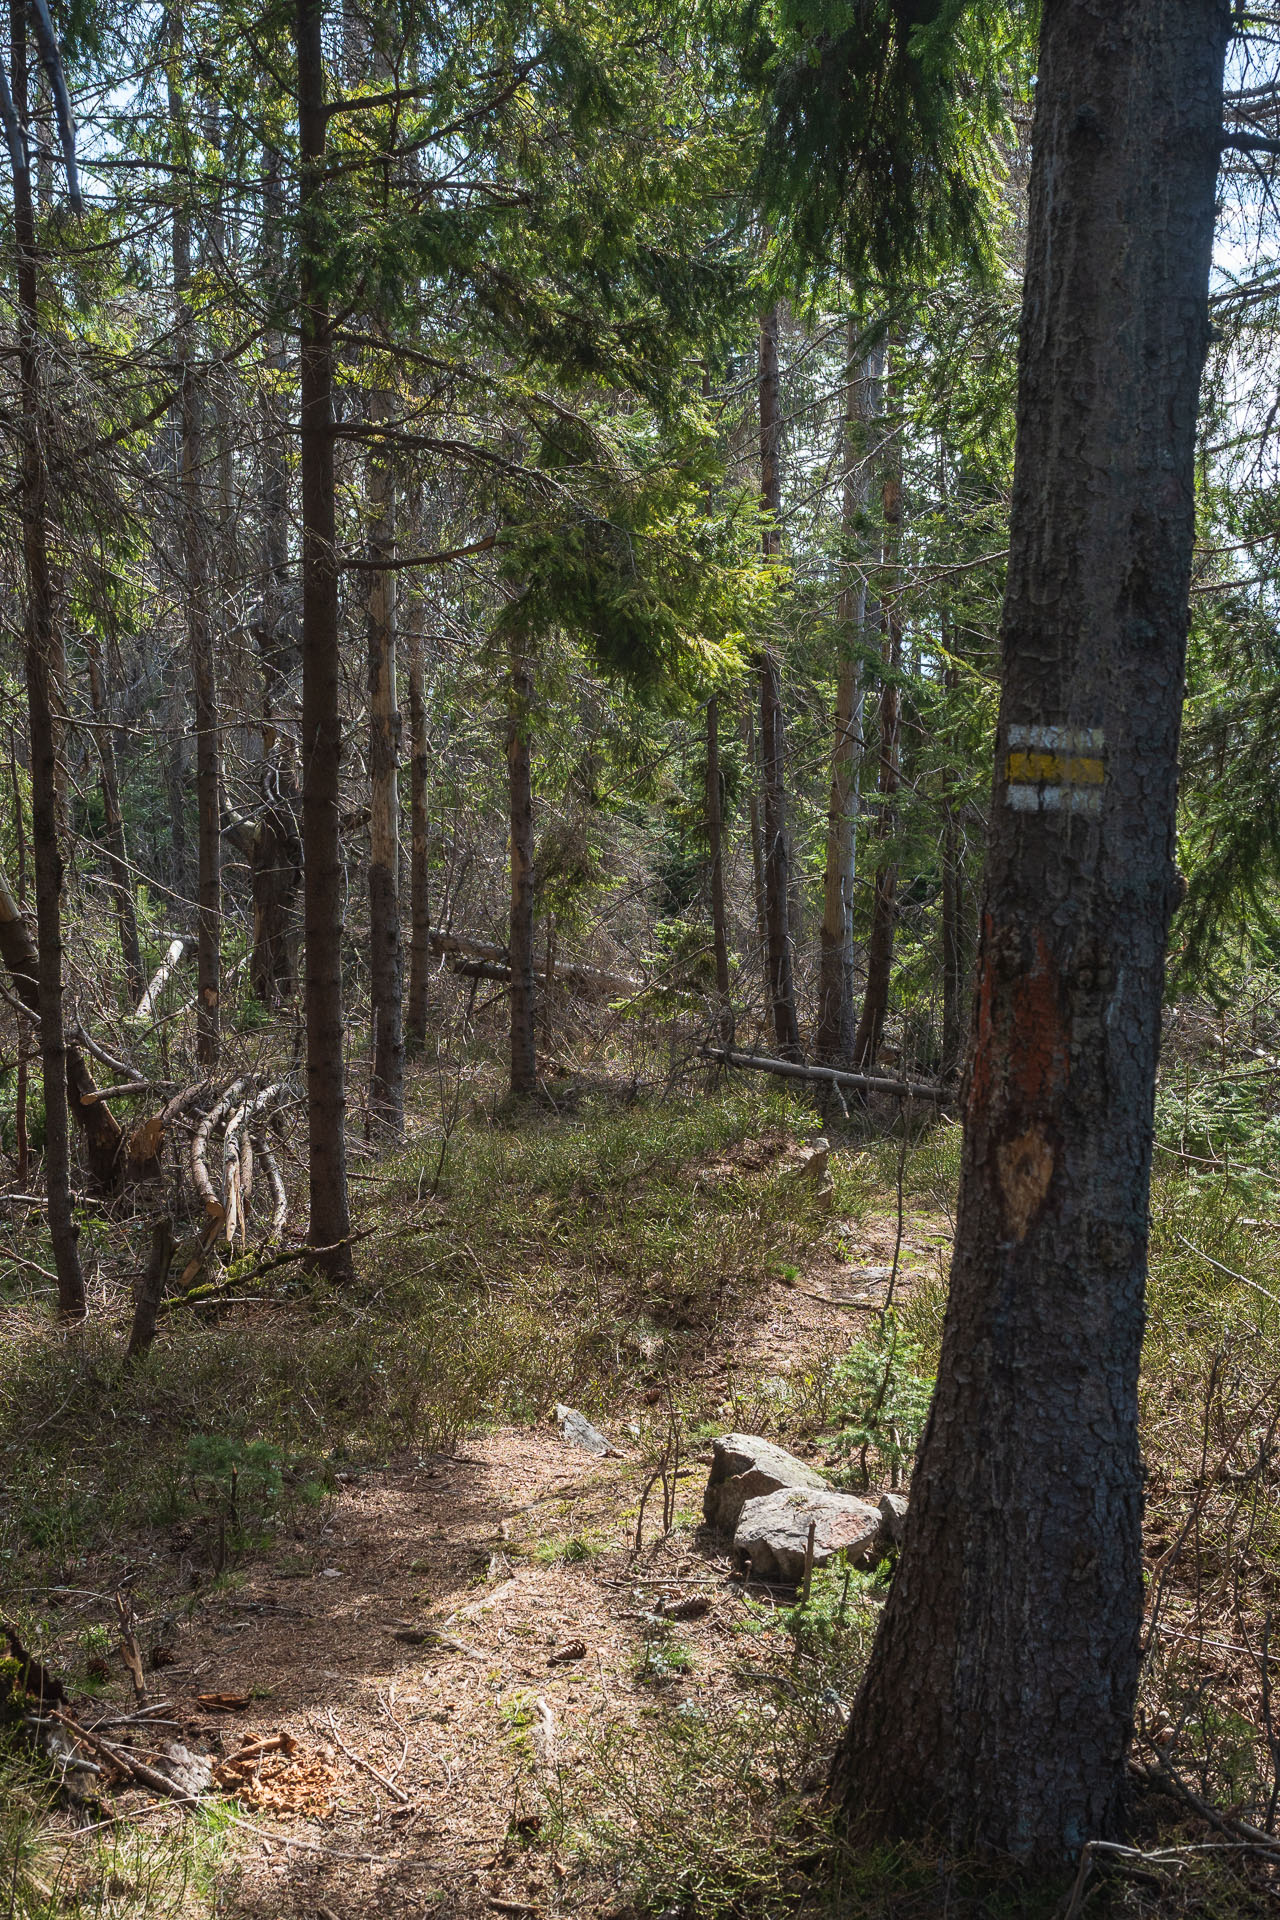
57 1204 952 1917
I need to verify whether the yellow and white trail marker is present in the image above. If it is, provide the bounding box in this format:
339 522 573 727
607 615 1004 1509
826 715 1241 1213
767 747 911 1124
1004 723 1104 814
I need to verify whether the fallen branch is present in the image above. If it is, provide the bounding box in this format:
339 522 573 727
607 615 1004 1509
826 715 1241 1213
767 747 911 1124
51 1711 197 1803
428 926 639 999
134 937 192 1020
322 1709 408 1803
192 1076 253 1227
702 1045 945 1104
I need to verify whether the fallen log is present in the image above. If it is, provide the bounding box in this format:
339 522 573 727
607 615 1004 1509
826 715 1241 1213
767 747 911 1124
429 926 639 999
702 1046 945 1104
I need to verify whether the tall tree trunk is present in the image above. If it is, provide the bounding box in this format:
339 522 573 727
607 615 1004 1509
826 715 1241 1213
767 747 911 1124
260 146 290 675
744 700 767 981
758 305 801 1061
405 619 431 1053
817 326 882 1065
84 641 144 1001
363 6 404 1126
297 0 353 1276
851 369 902 1072
705 693 731 1037
365 399 404 1130
507 645 536 1097
8 729 29 1187
11 0 82 1314
939 662 968 1080
165 656 189 891
250 142 302 1007
169 16 220 1068
834 0 1229 1862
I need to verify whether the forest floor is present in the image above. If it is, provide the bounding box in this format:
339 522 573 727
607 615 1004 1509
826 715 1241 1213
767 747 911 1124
5 1056 1280 1917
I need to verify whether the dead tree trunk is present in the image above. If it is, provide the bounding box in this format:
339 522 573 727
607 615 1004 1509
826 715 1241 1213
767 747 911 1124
297 0 353 1277
8 732 29 1187
365 398 404 1130
84 639 144 1001
833 0 1230 1861
169 19 220 1068
852 362 902 1072
11 4 81 1313
706 693 732 1037
249 144 302 1008
744 699 767 981
758 304 801 1061
817 326 882 1065
405 619 431 1052
507 644 537 1097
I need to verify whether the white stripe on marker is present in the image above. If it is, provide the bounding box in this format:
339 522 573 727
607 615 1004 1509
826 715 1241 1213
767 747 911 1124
1007 723 1105 752
1007 785 1102 813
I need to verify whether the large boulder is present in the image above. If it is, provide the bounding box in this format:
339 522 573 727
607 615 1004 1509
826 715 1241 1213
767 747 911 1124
733 1487 884 1583
703 1433 830 1534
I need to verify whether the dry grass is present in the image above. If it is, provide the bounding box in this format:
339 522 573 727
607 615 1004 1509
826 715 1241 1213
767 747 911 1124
6 1032 1280 1918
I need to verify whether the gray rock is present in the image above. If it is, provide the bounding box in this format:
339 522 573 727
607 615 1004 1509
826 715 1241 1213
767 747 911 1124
879 1492 909 1544
733 1487 884 1583
793 1136 831 1180
555 1403 623 1457
702 1432 829 1533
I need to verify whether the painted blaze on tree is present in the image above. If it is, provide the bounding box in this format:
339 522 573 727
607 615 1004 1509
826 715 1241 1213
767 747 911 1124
833 0 1233 1865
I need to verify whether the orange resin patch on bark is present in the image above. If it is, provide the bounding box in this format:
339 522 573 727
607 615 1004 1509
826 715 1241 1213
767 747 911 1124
968 914 998 1117
1010 931 1069 1106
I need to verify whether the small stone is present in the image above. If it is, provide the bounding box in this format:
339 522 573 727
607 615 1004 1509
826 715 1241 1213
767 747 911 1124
702 1433 830 1534
733 1487 883 1583
879 1492 909 1544
555 1404 623 1457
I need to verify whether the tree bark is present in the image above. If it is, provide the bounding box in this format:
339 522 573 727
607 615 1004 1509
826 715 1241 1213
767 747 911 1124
249 141 302 1008
405 620 431 1052
248 769 302 1006
169 14 220 1069
8 730 29 1187
125 1217 174 1363
817 326 882 1065
365 396 404 1130
834 0 1230 1863
507 645 537 1097
744 699 767 984
84 641 144 1002
297 0 353 1277
705 693 732 1037
940 663 969 1081
851 365 902 1072
12 0 82 1315
758 305 801 1061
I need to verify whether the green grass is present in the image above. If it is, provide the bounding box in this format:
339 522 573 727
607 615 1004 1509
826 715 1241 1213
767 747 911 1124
7 1063 1280 1917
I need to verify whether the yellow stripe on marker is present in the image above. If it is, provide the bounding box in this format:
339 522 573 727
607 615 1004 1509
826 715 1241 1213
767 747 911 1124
1006 751 1105 787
